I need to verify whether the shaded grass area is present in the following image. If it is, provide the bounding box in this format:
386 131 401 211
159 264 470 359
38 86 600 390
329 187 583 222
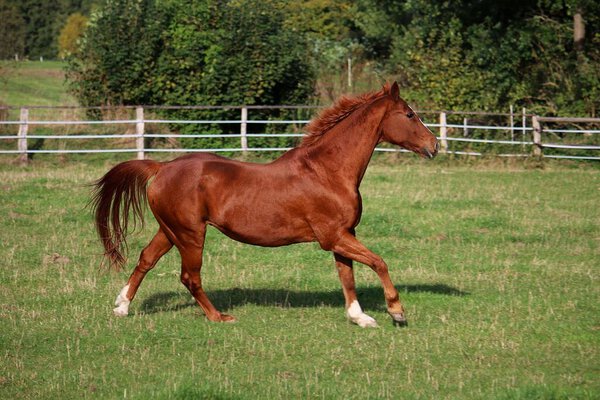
0 159 598 399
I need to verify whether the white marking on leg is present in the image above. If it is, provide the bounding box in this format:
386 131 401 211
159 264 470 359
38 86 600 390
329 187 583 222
347 300 378 328
113 284 130 317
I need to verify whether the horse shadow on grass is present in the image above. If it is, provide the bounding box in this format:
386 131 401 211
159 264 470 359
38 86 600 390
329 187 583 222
139 284 468 315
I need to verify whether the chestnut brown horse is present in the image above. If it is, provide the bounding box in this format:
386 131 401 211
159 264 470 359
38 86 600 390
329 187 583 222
92 82 438 327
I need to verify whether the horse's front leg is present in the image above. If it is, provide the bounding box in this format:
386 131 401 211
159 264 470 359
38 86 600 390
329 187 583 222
334 253 378 327
331 231 407 327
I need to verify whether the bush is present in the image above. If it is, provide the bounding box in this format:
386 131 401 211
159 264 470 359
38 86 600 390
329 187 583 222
66 0 315 149
58 13 89 59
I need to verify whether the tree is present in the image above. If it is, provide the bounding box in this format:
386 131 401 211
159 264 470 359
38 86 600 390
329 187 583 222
67 0 314 107
379 0 600 116
66 0 169 106
58 13 88 59
3 0 99 59
17 0 64 59
153 0 314 106
66 0 316 147
0 0 25 59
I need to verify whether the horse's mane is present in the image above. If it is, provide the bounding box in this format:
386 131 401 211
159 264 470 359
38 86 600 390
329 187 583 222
300 83 391 147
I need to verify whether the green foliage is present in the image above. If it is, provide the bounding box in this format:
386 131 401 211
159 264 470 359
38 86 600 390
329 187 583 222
379 0 600 116
283 0 357 71
160 0 314 148
3 0 99 60
350 0 405 59
57 13 89 59
154 0 314 106
0 0 25 59
285 0 353 42
390 14 498 111
282 0 374 100
279 0 599 116
65 0 168 107
66 0 315 148
5 0 600 118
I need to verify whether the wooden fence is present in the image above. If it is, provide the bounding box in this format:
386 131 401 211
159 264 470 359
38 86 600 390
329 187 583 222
1 105 599 164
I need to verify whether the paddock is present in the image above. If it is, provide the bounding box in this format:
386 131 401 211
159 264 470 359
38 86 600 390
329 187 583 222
0 160 597 399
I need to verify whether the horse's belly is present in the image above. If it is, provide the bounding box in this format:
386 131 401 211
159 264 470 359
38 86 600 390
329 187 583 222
208 210 316 247
197 161 320 246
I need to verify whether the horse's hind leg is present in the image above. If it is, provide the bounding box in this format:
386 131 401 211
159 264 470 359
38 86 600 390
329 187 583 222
114 229 173 316
176 224 235 322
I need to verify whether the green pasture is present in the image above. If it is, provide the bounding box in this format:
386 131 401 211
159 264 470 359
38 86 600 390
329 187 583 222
0 157 598 399
0 61 77 107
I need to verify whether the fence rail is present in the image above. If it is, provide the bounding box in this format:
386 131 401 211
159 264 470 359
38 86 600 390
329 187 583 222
1 105 599 163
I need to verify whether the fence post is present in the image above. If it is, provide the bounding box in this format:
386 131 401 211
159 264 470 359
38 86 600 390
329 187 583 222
532 116 542 157
18 108 29 165
439 112 448 153
240 106 248 152
347 57 352 88
510 104 514 141
136 107 145 160
522 108 527 154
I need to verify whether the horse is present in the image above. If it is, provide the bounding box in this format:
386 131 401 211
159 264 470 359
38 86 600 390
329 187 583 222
91 81 438 327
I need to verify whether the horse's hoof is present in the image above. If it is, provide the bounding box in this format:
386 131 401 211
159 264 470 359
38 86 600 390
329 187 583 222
356 317 379 328
208 313 236 322
348 313 379 328
113 306 128 317
389 312 408 327
219 314 237 323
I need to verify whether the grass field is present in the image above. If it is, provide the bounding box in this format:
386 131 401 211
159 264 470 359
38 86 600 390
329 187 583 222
0 61 78 107
0 156 598 399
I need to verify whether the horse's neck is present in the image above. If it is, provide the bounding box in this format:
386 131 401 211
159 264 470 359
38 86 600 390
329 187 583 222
307 99 387 186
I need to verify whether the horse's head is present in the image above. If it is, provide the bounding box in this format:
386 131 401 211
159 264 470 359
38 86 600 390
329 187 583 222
379 82 439 159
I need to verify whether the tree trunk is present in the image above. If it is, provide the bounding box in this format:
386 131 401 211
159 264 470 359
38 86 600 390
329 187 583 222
574 10 585 51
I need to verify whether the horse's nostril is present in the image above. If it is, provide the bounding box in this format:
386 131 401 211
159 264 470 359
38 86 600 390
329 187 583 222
435 141 440 152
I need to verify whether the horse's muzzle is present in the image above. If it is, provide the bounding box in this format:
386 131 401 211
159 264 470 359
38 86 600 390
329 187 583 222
422 141 439 159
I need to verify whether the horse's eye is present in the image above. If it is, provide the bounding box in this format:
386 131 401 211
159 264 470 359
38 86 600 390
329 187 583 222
406 112 415 119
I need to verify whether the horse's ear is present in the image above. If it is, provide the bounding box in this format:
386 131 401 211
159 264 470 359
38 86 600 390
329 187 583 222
390 81 400 101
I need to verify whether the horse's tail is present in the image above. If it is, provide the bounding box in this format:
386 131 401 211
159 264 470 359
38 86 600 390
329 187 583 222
90 160 162 270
